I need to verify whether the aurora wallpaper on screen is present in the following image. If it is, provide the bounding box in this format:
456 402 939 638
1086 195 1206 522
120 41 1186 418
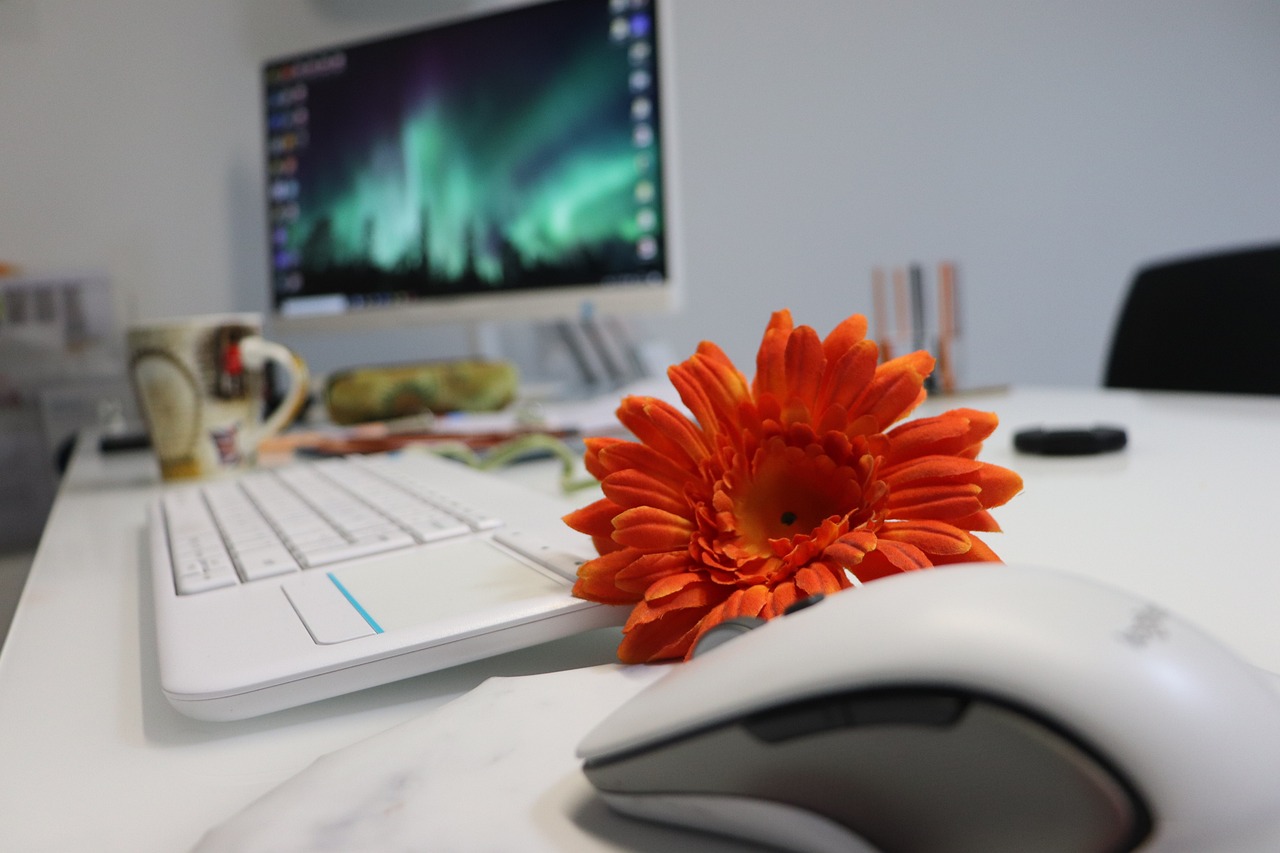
263 0 666 315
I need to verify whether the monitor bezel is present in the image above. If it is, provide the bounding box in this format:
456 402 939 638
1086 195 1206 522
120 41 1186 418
261 0 682 337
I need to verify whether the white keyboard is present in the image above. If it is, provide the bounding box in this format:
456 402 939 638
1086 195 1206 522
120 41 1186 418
165 457 534 593
148 451 623 720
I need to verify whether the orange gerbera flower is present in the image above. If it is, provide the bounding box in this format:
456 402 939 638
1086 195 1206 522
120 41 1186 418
565 309 1023 663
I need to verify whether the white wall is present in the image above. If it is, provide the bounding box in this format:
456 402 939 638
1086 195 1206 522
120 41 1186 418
2 0 1278 387
667 0 1280 388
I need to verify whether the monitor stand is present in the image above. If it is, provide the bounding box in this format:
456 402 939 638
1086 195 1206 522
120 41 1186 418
553 315 648 390
463 315 652 404
465 320 504 363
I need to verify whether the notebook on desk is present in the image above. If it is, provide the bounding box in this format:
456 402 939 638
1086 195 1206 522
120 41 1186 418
146 450 623 721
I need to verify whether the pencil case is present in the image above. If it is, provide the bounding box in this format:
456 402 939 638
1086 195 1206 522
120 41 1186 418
323 359 519 425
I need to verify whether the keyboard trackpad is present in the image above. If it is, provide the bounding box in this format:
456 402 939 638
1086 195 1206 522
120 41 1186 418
283 539 569 645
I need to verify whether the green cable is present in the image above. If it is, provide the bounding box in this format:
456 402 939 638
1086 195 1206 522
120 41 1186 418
425 433 600 494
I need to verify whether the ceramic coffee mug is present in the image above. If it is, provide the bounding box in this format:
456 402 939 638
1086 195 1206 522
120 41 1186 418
127 313 309 480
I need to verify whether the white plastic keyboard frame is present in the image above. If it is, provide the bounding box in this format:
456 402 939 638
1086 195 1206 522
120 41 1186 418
147 451 624 721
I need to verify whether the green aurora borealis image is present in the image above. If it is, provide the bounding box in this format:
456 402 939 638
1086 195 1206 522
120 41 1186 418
265 0 665 306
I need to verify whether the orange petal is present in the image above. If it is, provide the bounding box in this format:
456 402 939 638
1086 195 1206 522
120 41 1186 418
783 324 825 411
823 529 877 569
625 583 717 632
849 551 895 582
885 483 983 519
883 408 998 465
877 519 973 556
655 625 713 662
853 539 932 580
679 585 773 660
572 548 645 604
562 499 624 538
752 310 794 402
851 351 935 431
595 440 698 488
668 345 750 439
763 581 800 618
973 463 1024 509
582 436 627 482
882 453 1021 514
590 533 624 555
821 313 869 364
612 506 694 551
814 339 878 416
882 455 985 489
815 401 852 436
615 396 708 473
642 570 705 602
947 509 1003 533
794 563 849 595
618 606 709 663
601 468 690 517
929 532 1002 564
618 581 731 663
722 584 773 620
614 551 698 595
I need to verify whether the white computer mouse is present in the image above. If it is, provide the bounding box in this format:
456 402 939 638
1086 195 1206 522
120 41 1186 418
577 563 1280 853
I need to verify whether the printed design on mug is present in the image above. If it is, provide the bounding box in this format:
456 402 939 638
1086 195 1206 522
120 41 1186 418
129 348 203 468
201 323 257 402
209 423 243 466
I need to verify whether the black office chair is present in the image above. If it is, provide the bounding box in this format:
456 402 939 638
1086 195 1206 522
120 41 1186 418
1104 243 1280 394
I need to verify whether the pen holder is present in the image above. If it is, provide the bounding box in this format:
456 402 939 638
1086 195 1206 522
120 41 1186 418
872 262 963 394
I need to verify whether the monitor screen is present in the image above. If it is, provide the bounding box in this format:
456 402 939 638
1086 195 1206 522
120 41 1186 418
262 0 676 333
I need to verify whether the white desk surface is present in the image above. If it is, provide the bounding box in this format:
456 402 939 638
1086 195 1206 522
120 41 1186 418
3 386 1280 851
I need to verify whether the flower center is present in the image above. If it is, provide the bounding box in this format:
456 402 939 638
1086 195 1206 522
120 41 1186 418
724 440 863 557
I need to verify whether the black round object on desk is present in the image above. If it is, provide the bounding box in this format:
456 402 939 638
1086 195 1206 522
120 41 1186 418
1013 426 1127 456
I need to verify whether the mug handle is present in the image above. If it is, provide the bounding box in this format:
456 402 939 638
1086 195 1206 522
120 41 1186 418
236 336 310 453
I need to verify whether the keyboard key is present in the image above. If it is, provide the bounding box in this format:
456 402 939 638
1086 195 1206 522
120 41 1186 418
401 516 471 543
173 556 239 594
234 546 301 581
295 531 416 568
160 454 558 596
493 530 590 581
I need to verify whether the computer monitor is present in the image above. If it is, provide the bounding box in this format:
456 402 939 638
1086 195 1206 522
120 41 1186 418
261 0 679 341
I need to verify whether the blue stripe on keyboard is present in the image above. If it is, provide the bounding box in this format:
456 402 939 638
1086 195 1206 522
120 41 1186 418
326 572 384 634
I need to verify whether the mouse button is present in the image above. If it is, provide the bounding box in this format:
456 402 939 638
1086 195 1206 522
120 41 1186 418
596 791 877 853
942 702 1150 852
582 717 768 794
845 690 968 728
745 689 970 744
799 701 1150 853
742 696 846 743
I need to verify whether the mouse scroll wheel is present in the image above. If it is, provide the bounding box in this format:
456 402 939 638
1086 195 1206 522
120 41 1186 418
783 592 825 615
692 595 828 657
691 617 765 657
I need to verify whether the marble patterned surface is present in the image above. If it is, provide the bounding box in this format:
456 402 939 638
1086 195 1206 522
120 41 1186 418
192 664 760 853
